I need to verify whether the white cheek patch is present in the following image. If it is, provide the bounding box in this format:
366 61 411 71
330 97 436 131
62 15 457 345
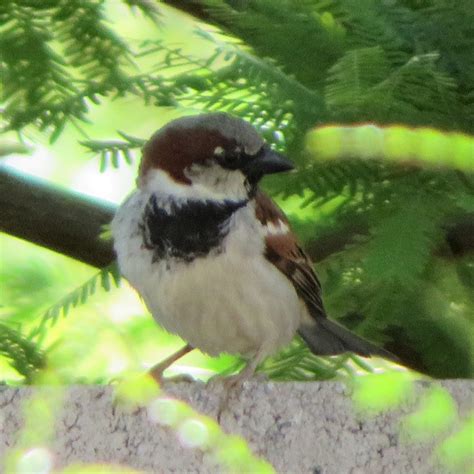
264 219 289 235
143 169 190 197
143 167 249 203
186 163 249 201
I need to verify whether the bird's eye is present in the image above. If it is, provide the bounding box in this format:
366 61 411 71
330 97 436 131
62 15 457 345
225 148 240 162
214 145 243 169
223 148 241 165
213 146 225 157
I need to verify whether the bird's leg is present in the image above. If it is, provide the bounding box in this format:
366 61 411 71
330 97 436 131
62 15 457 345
216 347 267 422
149 344 193 383
222 355 263 390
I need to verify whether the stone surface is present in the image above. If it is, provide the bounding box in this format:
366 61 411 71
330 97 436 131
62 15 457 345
0 380 472 473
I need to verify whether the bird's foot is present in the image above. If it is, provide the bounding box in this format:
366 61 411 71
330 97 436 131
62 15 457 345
210 371 267 423
151 372 195 385
216 375 244 423
149 344 193 385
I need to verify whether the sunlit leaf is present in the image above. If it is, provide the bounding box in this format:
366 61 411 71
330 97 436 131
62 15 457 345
436 414 474 470
114 373 160 407
402 386 457 441
305 125 474 172
352 372 415 414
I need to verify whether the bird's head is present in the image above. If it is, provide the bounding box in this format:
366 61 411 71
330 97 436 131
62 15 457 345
138 113 294 200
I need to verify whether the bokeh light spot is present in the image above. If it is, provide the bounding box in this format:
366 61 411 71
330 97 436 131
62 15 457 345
16 447 53 474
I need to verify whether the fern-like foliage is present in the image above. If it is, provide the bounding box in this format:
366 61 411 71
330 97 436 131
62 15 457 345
325 47 462 127
363 194 445 284
29 263 121 342
259 339 375 381
136 33 321 149
54 0 132 82
197 0 473 132
325 46 390 114
199 0 347 89
0 323 46 382
81 132 145 171
0 0 157 140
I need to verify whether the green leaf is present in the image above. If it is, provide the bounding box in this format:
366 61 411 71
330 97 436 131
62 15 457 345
29 263 121 340
325 46 390 112
402 386 457 441
436 415 474 470
0 323 46 382
81 134 145 170
363 195 444 284
352 372 415 414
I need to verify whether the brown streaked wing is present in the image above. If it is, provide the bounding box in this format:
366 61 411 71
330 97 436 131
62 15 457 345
254 191 326 320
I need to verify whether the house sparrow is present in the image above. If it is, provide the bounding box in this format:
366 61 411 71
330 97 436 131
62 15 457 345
112 113 393 384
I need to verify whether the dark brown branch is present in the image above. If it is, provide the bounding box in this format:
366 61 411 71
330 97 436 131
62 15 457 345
443 217 474 257
161 0 212 24
0 166 116 268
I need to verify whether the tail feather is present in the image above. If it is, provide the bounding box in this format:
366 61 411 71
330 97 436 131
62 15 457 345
298 318 398 362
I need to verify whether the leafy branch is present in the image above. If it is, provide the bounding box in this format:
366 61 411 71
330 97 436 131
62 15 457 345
81 132 145 171
29 263 121 342
0 323 46 382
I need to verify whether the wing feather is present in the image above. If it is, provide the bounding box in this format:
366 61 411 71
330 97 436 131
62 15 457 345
254 190 398 361
254 191 326 320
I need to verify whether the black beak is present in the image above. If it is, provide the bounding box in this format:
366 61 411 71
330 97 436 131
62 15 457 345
244 148 294 181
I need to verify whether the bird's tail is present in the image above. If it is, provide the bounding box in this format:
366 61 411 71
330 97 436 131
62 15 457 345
298 318 398 362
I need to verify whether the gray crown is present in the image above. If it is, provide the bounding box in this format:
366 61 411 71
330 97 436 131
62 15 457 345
152 113 264 155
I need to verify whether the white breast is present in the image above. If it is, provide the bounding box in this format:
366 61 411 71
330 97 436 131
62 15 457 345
111 190 301 358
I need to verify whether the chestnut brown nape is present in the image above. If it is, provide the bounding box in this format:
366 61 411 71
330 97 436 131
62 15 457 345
140 127 232 184
138 113 265 183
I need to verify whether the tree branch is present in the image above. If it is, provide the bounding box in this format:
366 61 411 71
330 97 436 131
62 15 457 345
0 166 115 268
161 0 217 25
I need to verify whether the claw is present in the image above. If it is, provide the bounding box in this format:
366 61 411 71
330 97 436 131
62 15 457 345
149 344 193 383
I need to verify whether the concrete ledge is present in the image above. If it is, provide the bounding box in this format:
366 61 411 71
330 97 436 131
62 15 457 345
1 381 472 473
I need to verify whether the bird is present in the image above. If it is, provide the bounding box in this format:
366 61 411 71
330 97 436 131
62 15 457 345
111 112 395 387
